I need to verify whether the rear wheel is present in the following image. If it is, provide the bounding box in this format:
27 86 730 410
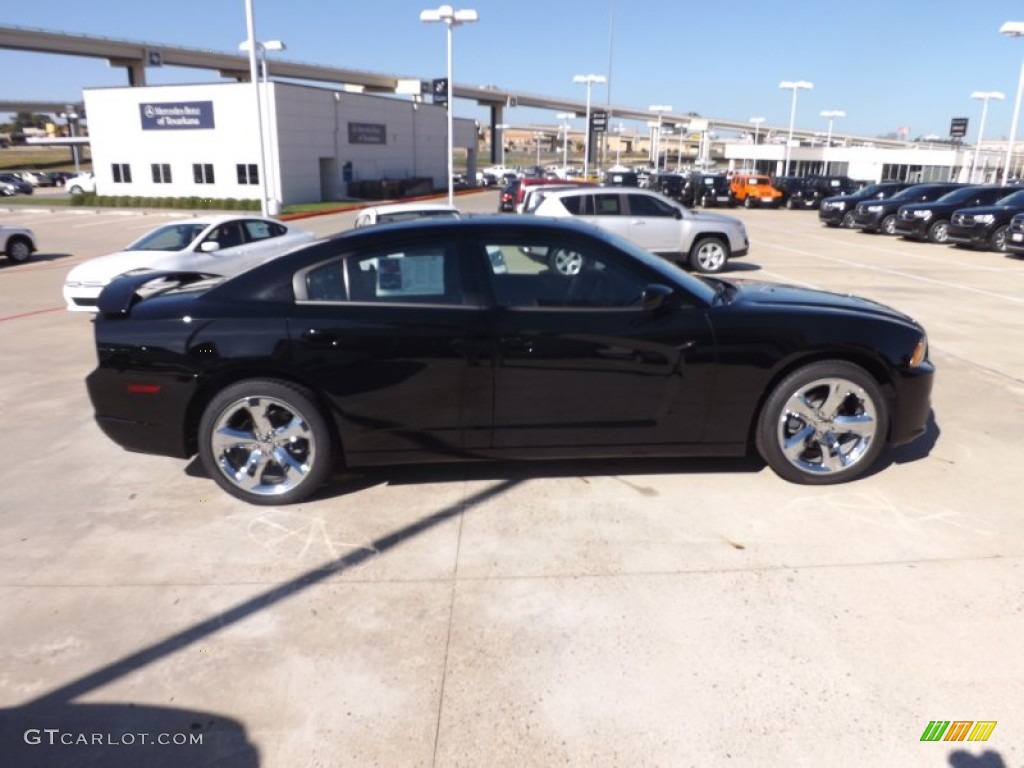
5 236 32 263
756 361 889 485
990 225 1009 252
926 220 950 244
68 185 83 195
688 237 728 274
199 379 334 505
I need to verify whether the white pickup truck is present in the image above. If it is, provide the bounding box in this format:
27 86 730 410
1 224 37 264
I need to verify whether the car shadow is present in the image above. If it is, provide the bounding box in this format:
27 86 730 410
724 261 762 273
0 701 259 767
0 252 75 267
866 408 940 479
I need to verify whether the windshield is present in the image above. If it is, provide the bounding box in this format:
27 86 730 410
938 186 990 203
127 223 208 251
996 190 1024 206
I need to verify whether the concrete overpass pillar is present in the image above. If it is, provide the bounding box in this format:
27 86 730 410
489 104 504 165
109 59 147 86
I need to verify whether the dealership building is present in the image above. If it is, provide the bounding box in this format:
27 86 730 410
82 81 479 209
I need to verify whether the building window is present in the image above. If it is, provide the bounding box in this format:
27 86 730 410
111 163 132 183
193 163 215 184
236 164 259 185
151 163 172 184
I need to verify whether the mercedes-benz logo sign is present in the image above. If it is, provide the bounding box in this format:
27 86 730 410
143 105 156 119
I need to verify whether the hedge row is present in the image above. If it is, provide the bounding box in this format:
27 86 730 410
68 193 261 211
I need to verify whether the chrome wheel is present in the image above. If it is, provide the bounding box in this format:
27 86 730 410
991 225 1009 253
927 220 950 244
882 215 897 235
756 361 889 484
549 248 584 276
841 212 855 228
199 380 332 504
689 237 727 273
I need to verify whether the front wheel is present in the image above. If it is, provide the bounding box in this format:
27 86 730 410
841 212 855 228
881 214 897 235
688 237 728 274
743 196 754 209
198 379 334 505
927 220 950 244
756 361 889 485
990 225 1009 253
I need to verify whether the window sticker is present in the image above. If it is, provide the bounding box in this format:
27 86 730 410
376 254 445 296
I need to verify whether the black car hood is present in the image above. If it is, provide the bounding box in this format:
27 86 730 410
955 202 1024 216
727 279 916 324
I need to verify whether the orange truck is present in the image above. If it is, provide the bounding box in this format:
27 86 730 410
729 174 783 208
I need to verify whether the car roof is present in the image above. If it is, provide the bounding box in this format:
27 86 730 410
361 202 459 215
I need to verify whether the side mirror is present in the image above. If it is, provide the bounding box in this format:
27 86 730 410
200 241 221 253
640 283 675 312
673 207 683 220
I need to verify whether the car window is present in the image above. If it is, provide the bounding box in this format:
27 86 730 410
242 220 283 241
626 194 676 217
594 194 622 216
479 237 647 309
303 240 463 305
129 223 208 251
204 222 245 250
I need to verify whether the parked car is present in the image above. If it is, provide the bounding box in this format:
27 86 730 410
681 173 733 208
602 170 640 188
534 187 748 273
945 188 1024 252
819 182 913 228
893 185 1017 244
647 173 685 201
850 183 965 234
513 178 567 213
1005 212 1024 257
354 202 460 228
787 175 858 210
0 173 33 195
772 176 809 209
1 224 37 264
729 174 782 208
84 216 934 505
63 215 316 311
64 172 96 195
520 182 593 214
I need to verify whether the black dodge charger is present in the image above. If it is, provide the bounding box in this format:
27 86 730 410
86 217 934 505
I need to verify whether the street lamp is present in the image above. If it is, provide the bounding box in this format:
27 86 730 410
749 116 765 174
58 107 81 174
820 109 845 175
779 80 813 176
494 122 510 169
242 0 270 217
556 112 575 173
676 124 688 171
533 131 545 168
970 91 1004 183
239 38 285 214
649 105 672 172
612 122 626 167
420 4 479 206
1000 21 1024 183
573 74 606 179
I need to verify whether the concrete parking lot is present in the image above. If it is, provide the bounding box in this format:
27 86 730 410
1 192 1021 767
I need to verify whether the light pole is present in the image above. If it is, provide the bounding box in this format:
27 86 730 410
649 105 672 172
676 124 688 171
970 91 1004 183
573 74 606 179
556 112 575 173
58 107 81 174
612 122 626 167
779 80 813 176
494 123 510 170
533 131 544 168
242 0 270 217
820 109 844 175
239 38 285 214
1000 21 1024 183
749 116 765 174
420 4 479 206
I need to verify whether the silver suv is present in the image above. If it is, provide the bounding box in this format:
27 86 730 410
534 187 749 273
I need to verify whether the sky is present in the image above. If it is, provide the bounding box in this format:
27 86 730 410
2 0 1024 144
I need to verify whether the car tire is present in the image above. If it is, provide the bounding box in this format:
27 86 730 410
700 194 710 208
840 212 855 228
926 220 950 244
990 225 1009 253
785 198 796 210
198 379 334 505
69 185 83 195
881 214 897 235
756 361 889 485
5 236 32 264
743 196 754 209
688 237 728 274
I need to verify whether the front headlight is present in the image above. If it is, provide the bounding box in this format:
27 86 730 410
866 204 883 212
833 201 846 211
909 335 928 368
913 210 932 220
974 214 995 224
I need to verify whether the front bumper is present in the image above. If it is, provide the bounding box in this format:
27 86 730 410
63 284 105 312
946 224 991 248
892 217 929 239
850 211 884 231
889 361 936 446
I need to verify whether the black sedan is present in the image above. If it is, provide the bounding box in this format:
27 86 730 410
850 183 965 234
86 217 934 505
1006 212 1024 257
818 182 912 228
893 185 1018 244
946 189 1024 252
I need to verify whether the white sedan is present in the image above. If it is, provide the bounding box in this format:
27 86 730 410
1 224 37 264
63 215 316 312
353 202 459 228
